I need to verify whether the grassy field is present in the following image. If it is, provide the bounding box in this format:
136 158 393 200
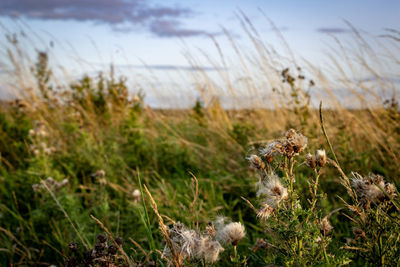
0 23 400 266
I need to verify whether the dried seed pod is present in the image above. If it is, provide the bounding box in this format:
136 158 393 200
68 242 78 253
108 244 118 255
315 149 327 167
305 153 316 169
320 217 333 236
97 234 107 244
247 154 265 170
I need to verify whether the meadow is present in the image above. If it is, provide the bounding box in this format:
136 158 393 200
0 20 400 266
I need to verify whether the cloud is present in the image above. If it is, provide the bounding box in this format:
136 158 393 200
149 20 216 37
0 0 210 37
316 27 351 34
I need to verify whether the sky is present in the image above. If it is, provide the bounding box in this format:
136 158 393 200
0 0 399 106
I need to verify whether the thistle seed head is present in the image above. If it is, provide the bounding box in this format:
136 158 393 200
320 217 333 236
257 174 288 208
196 236 224 263
315 149 327 167
132 189 141 202
305 153 316 169
247 154 265 170
257 203 274 220
351 173 397 205
216 222 245 246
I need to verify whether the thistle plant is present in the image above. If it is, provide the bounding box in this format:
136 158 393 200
339 172 400 266
247 129 350 266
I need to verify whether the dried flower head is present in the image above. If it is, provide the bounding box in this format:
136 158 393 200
315 149 327 167
283 129 308 157
257 174 288 208
216 222 245 246
247 154 265 170
257 203 274 220
132 189 141 202
351 173 397 205
352 227 366 239
132 94 140 103
196 236 224 263
163 222 224 264
205 222 216 238
260 129 308 159
320 217 333 236
260 141 284 162
305 153 316 169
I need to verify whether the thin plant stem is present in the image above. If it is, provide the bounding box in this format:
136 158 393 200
41 180 89 250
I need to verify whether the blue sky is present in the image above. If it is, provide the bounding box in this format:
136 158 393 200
1 0 399 66
0 0 399 106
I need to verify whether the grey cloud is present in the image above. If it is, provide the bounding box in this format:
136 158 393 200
149 20 212 37
316 27 351 34
0 0 211 37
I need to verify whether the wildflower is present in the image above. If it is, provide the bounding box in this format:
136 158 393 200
305 153 316 169
163 222 224 263
163 223 195 260
205 222 216 238
132 189 141 202
384 183 397 199
46 177 56 186
283 129 308 157
247 154 265 170
132 94 140 103
261 129 308 159
351 173 397 205
257 173 288 208
54 178 69 190
315 149 327 167
320 217 333 236
257 203 274 220
32 184 40 192
179 229 198 258
216 222 246 246
260 141 283 162
196 236 224 263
